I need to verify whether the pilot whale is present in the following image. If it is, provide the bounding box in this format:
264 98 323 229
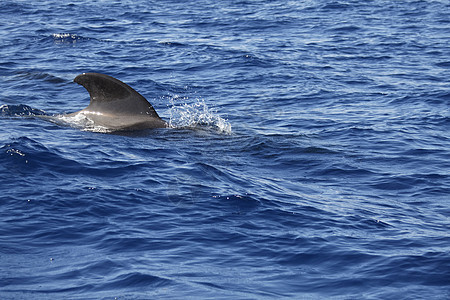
69 72 168 131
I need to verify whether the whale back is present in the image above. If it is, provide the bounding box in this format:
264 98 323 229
72 73 167 130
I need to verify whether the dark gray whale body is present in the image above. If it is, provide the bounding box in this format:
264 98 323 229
70 73 168 131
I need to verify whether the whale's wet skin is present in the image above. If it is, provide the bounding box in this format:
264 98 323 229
0 0 449 299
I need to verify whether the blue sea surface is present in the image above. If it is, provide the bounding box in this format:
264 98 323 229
1 0 449 299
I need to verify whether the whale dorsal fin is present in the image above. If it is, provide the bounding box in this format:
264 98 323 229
74 72 160 118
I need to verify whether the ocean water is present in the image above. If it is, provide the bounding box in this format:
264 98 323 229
0 0 449 299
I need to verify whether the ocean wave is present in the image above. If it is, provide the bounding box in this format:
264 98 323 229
1 0 449 299
12 71 67 84
1 136 82 176
0 104 46 117
50 33 99 45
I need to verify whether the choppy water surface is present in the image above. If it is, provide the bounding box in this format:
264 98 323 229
1 0 449 299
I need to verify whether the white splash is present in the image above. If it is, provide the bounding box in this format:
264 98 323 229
54 113 111 133
167 97 232 134
52 33 76 39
